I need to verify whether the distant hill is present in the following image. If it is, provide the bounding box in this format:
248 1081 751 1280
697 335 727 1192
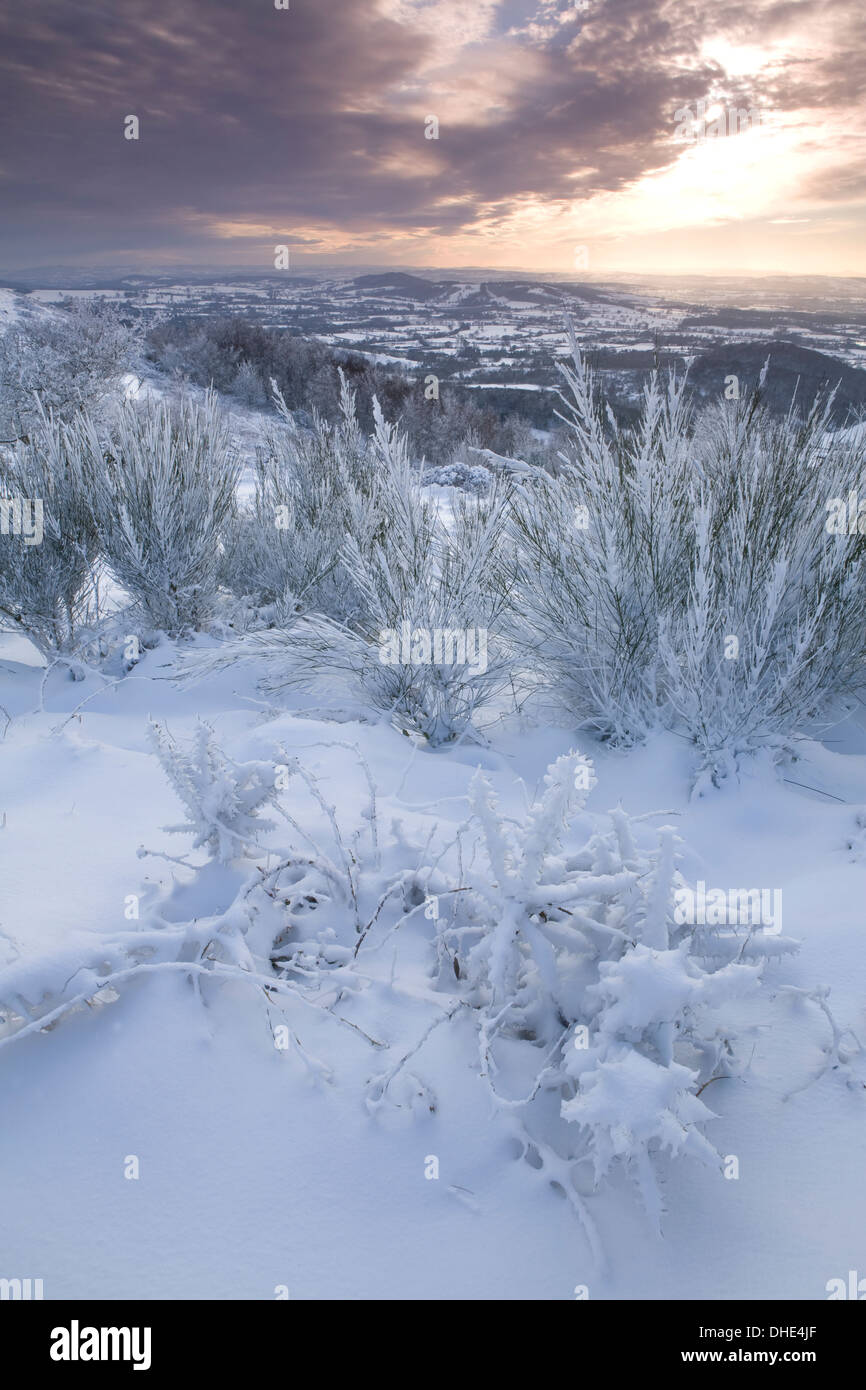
686 341 866 423
349 273 614 314
351 272 443 300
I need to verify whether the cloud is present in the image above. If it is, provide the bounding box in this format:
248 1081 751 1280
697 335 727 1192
0 0 862 271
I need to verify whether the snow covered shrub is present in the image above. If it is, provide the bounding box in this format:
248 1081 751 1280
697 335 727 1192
509 334 694 744
510 333 866 767
0 405 101 660
658 394 866 781
0 730 373 1043
439 749 787 1236
218 375 380 625
420 459 492 493
0 299 141 443
0 724 425 1063
147 719 279 864
228 359 267 408
305 405 516 743
188 399 517 745
85 391 239 635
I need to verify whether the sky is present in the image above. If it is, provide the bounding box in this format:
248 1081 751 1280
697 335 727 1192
0 0 864 277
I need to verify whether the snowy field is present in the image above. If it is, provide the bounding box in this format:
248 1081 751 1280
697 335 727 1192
1 629 865 1300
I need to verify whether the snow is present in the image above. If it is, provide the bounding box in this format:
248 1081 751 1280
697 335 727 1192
1 631 864 1299
0 289 24 325
464 381 545 391
2 324 865 1300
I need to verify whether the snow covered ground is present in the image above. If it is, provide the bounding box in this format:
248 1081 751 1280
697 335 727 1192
1 630 864 1300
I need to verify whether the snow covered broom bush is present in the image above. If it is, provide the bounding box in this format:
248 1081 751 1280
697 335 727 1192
218 375 381 626
510 332 866 767
0 405 101 660
508 332 694 744
85 391 239 635
659 393 866 781
293 402 517 743
0 299 141 444
186 399 517 745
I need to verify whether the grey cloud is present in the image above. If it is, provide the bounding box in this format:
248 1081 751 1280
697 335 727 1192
0 0 861 266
